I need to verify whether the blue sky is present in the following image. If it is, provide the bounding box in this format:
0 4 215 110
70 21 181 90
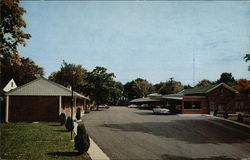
19 1 249 85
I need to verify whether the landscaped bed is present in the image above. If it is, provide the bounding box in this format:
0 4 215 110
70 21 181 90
216 114 250 125
0 122 91 160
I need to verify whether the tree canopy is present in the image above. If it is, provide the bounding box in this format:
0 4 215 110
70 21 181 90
1 53 44 88
216 72 237 86
195 79 212 87
244 54 250 62
124 78 154 101
49 61 87 93
154 80 183 95
1 0 31 56
84 67 117 108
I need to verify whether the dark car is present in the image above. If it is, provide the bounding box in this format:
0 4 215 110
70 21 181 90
138 104 153 110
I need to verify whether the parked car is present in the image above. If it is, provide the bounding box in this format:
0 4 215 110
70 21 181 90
153 105 170 114
98 104 110 109
128 104 138 108
138 104 153 110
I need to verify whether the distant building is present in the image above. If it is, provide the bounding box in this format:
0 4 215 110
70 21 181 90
3 79 17 92
130 83 248 114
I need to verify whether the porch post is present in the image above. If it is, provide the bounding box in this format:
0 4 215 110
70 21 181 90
181 99 184 114
5 95 9 123
59 96 62 115
84 98 86 110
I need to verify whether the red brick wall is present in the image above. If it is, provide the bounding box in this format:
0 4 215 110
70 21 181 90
9 96 59 122
182 97 209 114
61 97 84 117
207 85 237 113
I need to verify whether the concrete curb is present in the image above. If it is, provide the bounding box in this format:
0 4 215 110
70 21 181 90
88 138 110 160
75 113 110 160
207 115 250 129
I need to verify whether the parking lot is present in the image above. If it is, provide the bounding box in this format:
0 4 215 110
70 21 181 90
83 106 250 160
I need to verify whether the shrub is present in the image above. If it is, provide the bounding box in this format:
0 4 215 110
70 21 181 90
76 108 81 120
213 110 218 116
237 114 243 123
223 112 228 119
85 109 90 114
59 113 66 125
74 123 90 154
65 117 74 132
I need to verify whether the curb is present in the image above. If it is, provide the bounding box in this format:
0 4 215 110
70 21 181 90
88 138 110 160
76 112 110 160
207 115 250 129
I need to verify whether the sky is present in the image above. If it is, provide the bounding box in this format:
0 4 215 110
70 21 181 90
19 1 250 86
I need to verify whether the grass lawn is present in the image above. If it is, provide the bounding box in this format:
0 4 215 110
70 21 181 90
217 114 250 125
0 122 91 160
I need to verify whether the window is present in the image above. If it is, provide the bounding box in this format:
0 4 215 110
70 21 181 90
184 101 201 109
11 82 13 87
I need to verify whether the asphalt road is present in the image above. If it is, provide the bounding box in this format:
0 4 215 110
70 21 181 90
83 106 250 160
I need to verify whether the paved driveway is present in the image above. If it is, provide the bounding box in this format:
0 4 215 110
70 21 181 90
83 106 250 160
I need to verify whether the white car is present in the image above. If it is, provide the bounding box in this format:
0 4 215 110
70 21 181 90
128 104 138 108
153 105 170 114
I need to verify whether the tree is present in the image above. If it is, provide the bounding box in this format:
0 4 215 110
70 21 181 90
123 78 154 101
184 85 192 89
109 81 123 105
216 72 237 86
49 61 87 93
84 66 116 109
244 54 250 62
74 124 90 154
1 0 31 56
0 54 44 88
195 79 212 87
235 79 250 94
154 80 183 95
0 0 41 88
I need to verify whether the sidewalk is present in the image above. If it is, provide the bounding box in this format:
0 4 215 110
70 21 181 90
74 113 110 160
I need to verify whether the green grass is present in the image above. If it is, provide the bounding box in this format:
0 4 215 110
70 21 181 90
0 122 91 160
227 116 250 125
217 114 250 125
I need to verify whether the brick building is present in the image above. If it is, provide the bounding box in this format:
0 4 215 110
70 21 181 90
5 77 89 122
130 83 246 114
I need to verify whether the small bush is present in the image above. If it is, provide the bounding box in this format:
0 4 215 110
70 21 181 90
223 112 228 119
85 109 90 114
237 114 243 123
76 108 81 120
74 123 90 154
59 113 66 125
213 110 218 116
65 117 74 132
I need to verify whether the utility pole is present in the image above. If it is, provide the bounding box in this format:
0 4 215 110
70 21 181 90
70 71 75 141
170 77 174 94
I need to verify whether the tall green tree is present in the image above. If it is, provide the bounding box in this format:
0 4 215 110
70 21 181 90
84 67 116 109
156 80 183 95
124 78 154 101
1 0 31 56
49 61 87 93
0 0 40 89
216 72 237 86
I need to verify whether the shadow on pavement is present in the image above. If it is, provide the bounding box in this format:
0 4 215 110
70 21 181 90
161 154 237 160
134 111 154 115
101 119 249 144
47 152 80 157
